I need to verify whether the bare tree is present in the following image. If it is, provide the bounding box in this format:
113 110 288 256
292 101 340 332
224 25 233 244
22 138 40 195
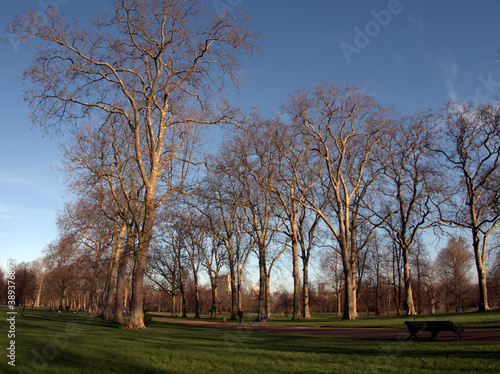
319 247 344 316
375 112 442 315
9 0 257 329
389 238 404 315
177 211 204 318
60 120 145 322
285 82 390 320
297 207 322 318
365 233 384 315
44 234 79 311
57 197 115 315
212 119 282 319
262 117 325 320
194 173 252 320
435 237 474 311
15 263 37 312
437 101 500 311
30 257 48 308
410 236 434 314
147 221 187 317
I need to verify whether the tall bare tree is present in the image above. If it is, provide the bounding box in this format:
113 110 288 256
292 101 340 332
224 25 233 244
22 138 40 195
216 119 282 318
9 0 257 328
30 258 48 308
60 120 145 322
438 101 500 311
148 218 188 317
285 82 390 320
175 210 204 318
265 118 320 320
375 112 442 315
57 198 115 315
194 173 252 320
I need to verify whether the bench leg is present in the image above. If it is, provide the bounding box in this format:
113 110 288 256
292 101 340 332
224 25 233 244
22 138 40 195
429 330 440 340
406 330 418 341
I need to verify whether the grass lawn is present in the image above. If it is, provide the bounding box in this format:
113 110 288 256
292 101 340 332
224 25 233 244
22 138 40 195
1 307 499 373
151 310 500 328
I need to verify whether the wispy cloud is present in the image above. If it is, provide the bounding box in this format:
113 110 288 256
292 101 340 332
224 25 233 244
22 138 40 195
408 12 426 39
0 169 34 186
439 48 459 101
0 201 54 219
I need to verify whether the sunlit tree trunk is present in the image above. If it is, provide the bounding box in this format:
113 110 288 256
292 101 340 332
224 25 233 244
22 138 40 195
258 246 268 318
104 222 126 320
302 259 311 318
114 224 134 324
291 234 301 320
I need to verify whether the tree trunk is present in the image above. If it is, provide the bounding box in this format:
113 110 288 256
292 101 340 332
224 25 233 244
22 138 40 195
336 290 342 316
430 292 436 314
193 273 200 318
229 254 238 320
126 186 158 329
237 258 243 310
266 274 272 319
210 278 218 319
88 285 97 316
476 258 489 311
35 275 44 308
473 229 490 311
171 292 177 317
103 273 115 319
375 265 381 316
104 222 126 320
302 258 311 318
402 245 417 315
292 236 301 320
258 245 267 318
179 267 187 318
343 261 356 320
127 248 148 329
114 225 134 324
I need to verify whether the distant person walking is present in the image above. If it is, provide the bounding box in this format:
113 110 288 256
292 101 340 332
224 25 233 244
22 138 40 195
237 308 244 324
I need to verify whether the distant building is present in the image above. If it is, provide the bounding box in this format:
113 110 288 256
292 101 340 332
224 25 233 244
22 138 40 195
250 285 259 295
219 274 231 293
318 282 330 293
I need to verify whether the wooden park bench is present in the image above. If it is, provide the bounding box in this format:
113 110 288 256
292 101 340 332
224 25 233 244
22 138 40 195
252 316 268 325
405 320 464 341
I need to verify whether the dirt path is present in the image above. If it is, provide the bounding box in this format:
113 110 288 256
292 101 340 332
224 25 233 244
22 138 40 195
154 317 500 342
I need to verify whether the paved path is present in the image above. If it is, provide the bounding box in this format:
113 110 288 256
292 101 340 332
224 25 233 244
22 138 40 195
154 317 500 342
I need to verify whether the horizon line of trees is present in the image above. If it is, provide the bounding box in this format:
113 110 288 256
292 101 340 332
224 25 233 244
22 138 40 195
5 0 500 328
2 233 498 317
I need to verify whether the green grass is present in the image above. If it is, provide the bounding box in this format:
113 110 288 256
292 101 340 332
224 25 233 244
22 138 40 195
1 307 499 373
151 310 500 329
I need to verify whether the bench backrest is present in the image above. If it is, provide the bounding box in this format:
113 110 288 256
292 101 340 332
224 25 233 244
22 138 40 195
405 321 454 329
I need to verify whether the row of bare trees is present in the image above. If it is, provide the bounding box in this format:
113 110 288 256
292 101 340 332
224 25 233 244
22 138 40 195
5 0 500 327
9 90 498 324
1 231 498 318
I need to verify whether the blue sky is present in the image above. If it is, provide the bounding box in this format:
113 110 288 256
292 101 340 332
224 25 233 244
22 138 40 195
1 0 500 270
